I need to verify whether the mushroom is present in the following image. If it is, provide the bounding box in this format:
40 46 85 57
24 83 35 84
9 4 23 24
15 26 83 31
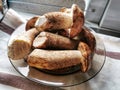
77 42 92 72
25 4 84 38
59 4 84 38
35 12 73 31
26 16 39 30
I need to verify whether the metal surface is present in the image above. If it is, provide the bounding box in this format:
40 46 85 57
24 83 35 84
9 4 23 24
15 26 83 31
85 0 109 23
92 27 120 38
85 0 120 37
100 0 120 31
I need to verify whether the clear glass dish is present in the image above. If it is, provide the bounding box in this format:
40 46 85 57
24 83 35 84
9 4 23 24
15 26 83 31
8 24 106 87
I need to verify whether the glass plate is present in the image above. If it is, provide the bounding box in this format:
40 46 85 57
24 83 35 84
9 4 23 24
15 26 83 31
8 24 106 87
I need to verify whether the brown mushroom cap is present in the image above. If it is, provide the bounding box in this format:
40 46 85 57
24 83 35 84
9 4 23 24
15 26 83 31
59 4 84 38
26 16 39 31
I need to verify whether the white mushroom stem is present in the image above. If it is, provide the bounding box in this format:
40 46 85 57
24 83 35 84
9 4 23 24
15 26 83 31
8 28 39 60
35 12 73 31
27 49 88 72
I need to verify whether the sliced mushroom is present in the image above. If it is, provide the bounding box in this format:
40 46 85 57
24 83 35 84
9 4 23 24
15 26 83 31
8 28 39 60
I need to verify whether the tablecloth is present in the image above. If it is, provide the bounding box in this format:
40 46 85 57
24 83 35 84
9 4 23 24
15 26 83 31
0 23 120 90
